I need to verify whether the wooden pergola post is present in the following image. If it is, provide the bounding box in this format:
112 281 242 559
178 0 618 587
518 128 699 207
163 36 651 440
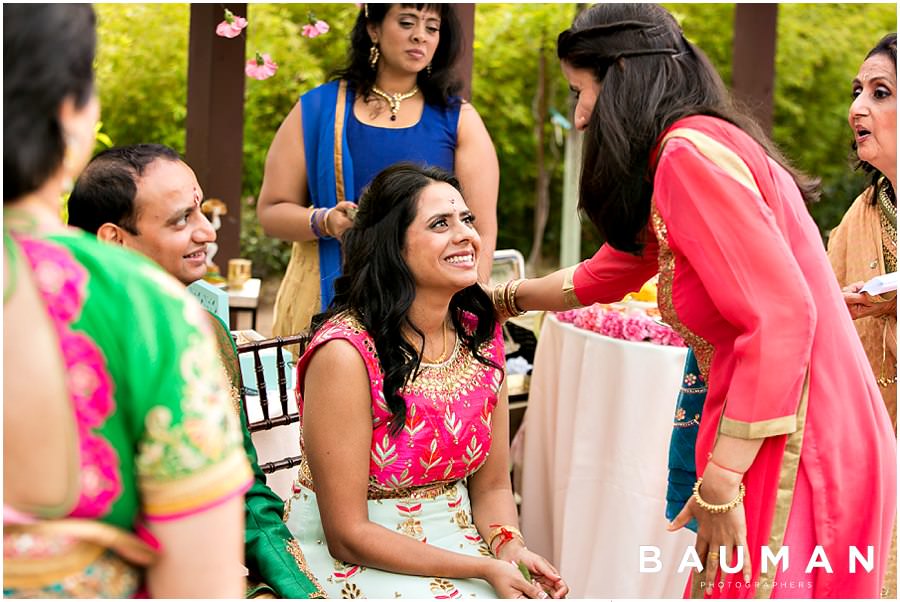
732 4 778 134
185 3 247 268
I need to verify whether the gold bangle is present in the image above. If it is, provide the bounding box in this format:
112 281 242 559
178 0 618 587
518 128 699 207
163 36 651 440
492 282 509 320
691 478 746 514
502 280 517 318
508 279 526 316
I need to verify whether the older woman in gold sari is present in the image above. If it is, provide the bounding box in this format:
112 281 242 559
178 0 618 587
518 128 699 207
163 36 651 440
827 32 897 429
827 32 897 600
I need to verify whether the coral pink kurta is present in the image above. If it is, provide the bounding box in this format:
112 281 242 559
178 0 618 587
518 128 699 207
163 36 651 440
568 115 896 598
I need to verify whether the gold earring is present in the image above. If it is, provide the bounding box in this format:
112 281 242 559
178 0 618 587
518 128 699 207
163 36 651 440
426 63 432 76
369 43 379 69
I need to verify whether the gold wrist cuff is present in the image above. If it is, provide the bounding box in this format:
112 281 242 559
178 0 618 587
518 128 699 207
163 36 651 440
691 478 746 514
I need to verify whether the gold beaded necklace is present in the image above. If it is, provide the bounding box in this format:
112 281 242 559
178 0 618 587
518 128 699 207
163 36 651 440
877 179 897 273
875 178 897 387
371 85 419 121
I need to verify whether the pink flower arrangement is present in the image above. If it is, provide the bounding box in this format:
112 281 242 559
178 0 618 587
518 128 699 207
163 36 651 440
302 18 330 38
245 52 278 80
556 304 685 347
215 9 248 38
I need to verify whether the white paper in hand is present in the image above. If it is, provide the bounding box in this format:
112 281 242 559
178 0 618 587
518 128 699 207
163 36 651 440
859 272 898 296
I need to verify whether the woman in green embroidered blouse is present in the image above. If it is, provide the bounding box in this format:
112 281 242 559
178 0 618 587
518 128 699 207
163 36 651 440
3 5 251 597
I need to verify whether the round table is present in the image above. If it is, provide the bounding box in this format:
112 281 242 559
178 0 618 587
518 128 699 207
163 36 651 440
517 314 696 598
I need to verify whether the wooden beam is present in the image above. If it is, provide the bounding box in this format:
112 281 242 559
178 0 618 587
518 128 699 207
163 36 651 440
185 3 246 268
732 4 778 134
452 4 475 101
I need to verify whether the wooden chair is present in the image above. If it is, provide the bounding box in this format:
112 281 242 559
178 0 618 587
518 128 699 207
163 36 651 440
237 333 309 475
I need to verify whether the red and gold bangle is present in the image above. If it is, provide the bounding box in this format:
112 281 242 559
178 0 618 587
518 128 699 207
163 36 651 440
487 524 524 556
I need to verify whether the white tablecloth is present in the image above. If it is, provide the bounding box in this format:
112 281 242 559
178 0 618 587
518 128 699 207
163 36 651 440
518 315 695 598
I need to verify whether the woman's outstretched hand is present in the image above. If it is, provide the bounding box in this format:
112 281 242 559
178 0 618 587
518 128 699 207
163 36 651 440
325 200 359 241
668 467 751 594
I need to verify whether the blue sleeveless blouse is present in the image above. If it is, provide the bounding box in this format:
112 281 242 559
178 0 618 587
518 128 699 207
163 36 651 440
346 90 460 198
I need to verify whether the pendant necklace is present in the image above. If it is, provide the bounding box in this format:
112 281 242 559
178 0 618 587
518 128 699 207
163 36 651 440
371 85 419 121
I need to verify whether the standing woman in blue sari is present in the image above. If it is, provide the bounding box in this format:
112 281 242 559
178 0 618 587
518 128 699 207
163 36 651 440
259 3 499 340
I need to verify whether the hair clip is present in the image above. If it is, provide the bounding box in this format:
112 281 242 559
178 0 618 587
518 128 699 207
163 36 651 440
364 4 369 19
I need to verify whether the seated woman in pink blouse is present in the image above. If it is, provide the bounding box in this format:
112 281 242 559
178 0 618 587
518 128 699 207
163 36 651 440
283 163 567 599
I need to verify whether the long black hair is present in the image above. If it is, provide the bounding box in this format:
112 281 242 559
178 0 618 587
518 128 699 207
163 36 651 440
851 32 897 203
310 163 499 436
332 3 463 108
4 4 96 202
557 3 819 254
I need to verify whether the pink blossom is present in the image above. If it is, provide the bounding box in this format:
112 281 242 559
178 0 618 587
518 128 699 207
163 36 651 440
649 323 686 347
302 20 330 38
246 52 278 80
215 9 247 38
622 315 650 342
556 304 687 347
555 309 578 324
598 310 625 339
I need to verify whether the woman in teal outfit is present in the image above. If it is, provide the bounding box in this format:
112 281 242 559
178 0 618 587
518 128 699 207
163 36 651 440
3 5 250 597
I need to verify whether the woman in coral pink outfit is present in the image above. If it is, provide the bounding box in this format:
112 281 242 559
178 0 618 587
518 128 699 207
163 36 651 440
491 4 896 598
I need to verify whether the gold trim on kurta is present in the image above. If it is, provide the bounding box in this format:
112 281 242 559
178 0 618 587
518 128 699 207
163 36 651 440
651 127 769 381
719 413 798 439
659 128 762 199
755 369 811 598
651 204 715 380
285 539 327 598
334 80 348 205
561 265 583 309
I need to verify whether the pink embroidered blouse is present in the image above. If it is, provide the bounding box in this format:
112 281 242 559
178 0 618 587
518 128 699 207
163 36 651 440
295 311 505 496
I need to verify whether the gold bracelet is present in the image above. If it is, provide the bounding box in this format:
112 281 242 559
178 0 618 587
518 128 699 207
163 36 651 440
691 478 746 514
508 279 526 316
492 282 510 320
503 280 517 318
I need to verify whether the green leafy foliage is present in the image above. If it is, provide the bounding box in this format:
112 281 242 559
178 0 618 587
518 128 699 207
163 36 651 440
94 3 896 274
94 4 189 153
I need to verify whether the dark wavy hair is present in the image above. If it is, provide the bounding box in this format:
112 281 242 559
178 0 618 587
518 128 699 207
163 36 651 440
557 3 819 254
310 163 499 437
4 4 96 202
69 144 182 235
851 32 897 203
332 3 463 108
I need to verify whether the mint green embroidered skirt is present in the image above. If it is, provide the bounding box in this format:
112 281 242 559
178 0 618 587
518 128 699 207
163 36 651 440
284 480 499 598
